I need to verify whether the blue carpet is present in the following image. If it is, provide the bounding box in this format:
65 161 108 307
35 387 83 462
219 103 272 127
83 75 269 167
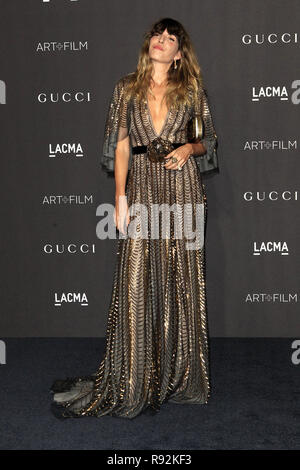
0 338 298 450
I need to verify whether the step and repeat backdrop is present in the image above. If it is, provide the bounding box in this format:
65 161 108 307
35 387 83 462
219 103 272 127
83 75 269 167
1 0 299 337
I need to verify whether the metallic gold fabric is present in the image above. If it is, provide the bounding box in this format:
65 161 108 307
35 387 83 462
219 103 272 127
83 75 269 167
50 74 216 419
101 74 218 175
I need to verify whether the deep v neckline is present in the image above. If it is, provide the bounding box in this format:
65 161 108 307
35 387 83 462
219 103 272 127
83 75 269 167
146 96 171 138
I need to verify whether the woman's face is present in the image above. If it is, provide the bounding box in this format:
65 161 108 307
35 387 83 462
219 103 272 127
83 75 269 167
149 28 181 64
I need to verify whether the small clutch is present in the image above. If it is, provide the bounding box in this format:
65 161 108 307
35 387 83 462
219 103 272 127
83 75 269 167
187 113 204 143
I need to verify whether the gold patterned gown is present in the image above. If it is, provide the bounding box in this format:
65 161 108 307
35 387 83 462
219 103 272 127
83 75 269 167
50 73 218 419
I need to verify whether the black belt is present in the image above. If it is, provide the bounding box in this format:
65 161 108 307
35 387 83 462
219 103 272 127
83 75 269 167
132 142 183 155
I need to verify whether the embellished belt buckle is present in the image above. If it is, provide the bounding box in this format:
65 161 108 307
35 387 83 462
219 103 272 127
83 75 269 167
147 137 174 163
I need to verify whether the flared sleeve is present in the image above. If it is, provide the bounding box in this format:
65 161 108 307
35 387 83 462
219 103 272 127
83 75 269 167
192 86 219 174
101 76 132 173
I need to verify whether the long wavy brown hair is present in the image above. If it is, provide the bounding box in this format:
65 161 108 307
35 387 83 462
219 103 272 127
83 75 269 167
123 17 204 109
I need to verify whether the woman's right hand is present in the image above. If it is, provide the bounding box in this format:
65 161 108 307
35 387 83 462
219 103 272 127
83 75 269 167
114 194 130 235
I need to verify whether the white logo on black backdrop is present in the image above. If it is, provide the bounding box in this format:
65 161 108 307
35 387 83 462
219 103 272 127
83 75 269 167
48 143 84 158
0 80 6 104
43 243 96 254
243 190 298 202
54 292 88 307
245 293 298 303
42 195 93 205
243 139 297 151
252 81 300 102
37 41 88 52
242 33 299 45
37 92 91 103
253 241 289 256
252 85 289 101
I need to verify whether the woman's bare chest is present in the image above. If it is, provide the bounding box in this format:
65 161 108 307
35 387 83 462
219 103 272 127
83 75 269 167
146 91 169 136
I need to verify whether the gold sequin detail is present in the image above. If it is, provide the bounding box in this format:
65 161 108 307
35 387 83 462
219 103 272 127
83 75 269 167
50 73 216 419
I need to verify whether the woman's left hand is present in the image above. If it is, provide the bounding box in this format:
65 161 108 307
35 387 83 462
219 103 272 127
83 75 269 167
163 143 193 170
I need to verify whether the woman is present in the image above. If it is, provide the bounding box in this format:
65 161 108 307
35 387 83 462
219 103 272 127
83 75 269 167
50 17 218 419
